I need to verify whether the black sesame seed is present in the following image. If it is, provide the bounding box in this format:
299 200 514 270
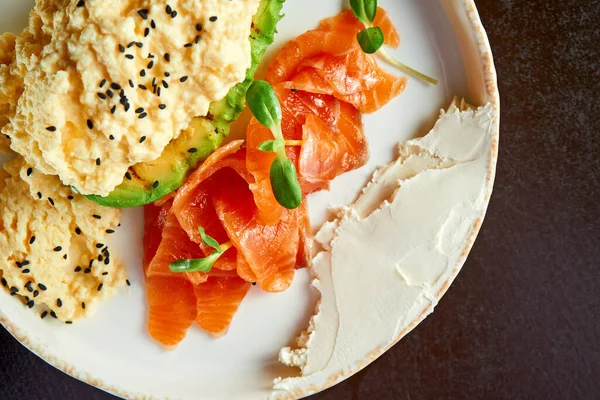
63 254 68 260
164 72 170 77
125 172 132 180
144 28 150 37
110 105 117 114
188 148 197 153
138 84 147 90
140 136 147 143
195 35 200 44
22 260 30 266
140 69 146 77
84 268 91 274
184 43 193 48
164 53 171 62
98 283 104 291
37 192 42 199
153 85 158 94
139 112 148 119
136 42 143 48
104 258 110 265
10 287 18 294
66 321 73 325
87 119 93 129
96 158 101 166
33 290 39 298
102 272 108 276
50 311 57 318
158 104 166 110
82 302 86 309
57 298 62 307
128 80 134 88
25 282 32 291
75 266 82 272
166 5 172 14
1 278 6 287
196 23 202 32
151 20 156 29
147 60 154 69
128 41 135 48
152 77 157 87
126 279 131 286
210 16 218 22
106 229 115 234
96 243 104 249
77 0 85 7
138 9 148 20
119 44 125 53
124 103 131 112
98 255 103 262
100 79 107 88
252 282 257 285
38 283 47 291
109 134 115 140
89 259 94 268
152 180 159 189
29 236 36 245
75 227 82 235
171 11 178 18
180 76 188 83
48 197 54 206
68 195 74 200
46 126 57 132
54 246 62 252
125 54 134 60
93 214 102 219
41 311 48 319
15 261 22 268
97 92 107 99
162 80 169 88
106 90 114 98
28 300 34 309
22 269 30 274
135 107 144 114
26 167 33 176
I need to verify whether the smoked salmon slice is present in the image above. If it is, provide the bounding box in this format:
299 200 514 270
194 277 251 337
144 201 197 347
266 8 406 113
146 276 197 347
212 168 299 292
246 85 368 218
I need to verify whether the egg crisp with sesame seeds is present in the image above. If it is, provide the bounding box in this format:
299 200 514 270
0 156 126 322
1 0 260 196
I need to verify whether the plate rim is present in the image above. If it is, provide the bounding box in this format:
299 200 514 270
0 0 500 399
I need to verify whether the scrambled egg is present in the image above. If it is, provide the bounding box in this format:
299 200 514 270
1 0 260 196
0 157 126 322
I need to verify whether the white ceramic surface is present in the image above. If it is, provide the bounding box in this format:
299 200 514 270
0 1 499 399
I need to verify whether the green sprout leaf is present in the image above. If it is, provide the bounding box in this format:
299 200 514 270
258 140 281 153
168 253 221 273
198 226 221 253
246 80 282 132
357 26 384 54
350 0 377 24
270 155 302 210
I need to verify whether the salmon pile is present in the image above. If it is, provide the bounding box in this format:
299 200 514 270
143 8 407 347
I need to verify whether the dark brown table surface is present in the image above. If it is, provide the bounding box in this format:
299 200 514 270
1 1 599 399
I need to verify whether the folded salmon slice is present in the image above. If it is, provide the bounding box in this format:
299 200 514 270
245 85 368 222
266 8 406 113
194 277 252 337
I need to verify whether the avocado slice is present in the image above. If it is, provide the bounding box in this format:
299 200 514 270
87 0 285 208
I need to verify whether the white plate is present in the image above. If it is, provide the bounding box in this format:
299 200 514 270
0 0 499 399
